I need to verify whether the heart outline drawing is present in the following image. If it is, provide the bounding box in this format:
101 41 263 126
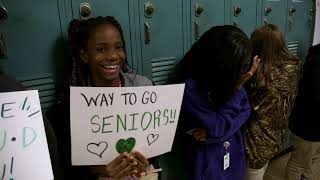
87 141 108 158
147 133 159 146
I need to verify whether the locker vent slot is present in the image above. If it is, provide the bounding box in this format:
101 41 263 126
151 57 177 85
18 73 56 110
288 41 299 57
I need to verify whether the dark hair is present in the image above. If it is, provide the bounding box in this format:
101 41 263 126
250 24 298 87
180 25 251 108
68 16 131 86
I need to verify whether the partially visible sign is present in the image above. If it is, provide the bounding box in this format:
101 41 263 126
0 90 53 180
313 0 320 45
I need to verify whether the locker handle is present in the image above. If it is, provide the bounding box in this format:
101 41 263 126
233 21 238 27
0 33 7 58
263 18 268 24
0 3 8 23
308 8 315 26
288 17 294 31
310 8 315 16
144 22 151 44
194 21 200 40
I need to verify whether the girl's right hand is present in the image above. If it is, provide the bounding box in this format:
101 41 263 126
186 128 207 142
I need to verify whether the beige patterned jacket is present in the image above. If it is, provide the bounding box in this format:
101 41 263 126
243 59 300 169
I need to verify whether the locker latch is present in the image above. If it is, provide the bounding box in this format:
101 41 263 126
264 6 272 16
289 7 296 16
80 3 92 20
234 5 242 17
195 3 204 17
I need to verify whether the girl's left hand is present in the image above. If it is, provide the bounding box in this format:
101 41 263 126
237 55 260 89
130 150 149 172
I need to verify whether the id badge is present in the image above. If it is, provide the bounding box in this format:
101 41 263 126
224 152 230 170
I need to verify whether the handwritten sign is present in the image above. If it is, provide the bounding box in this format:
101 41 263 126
313 0 320 45
70 84 185 165
0 90 53 180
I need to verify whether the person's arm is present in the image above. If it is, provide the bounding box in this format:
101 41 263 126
183 87 251 144
43 115 64 180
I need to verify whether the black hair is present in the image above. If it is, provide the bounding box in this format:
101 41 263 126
76 16 126 54
180 25 252 108
68 16 132 86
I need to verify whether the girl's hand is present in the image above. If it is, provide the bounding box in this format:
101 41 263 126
237 55 260 90
186 128 207 142
130 150 149 173
91 153 138 179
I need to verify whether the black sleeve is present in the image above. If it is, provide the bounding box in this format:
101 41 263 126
45 100 70 180
43 115 64 180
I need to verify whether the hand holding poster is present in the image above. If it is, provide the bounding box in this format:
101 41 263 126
70 84 185 165
0 90 53 180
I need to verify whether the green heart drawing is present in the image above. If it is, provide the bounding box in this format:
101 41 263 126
116 137 136 154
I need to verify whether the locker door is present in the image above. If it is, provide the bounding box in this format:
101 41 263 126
0 0 61 77
191 0 225 44
139 0 184 85
70 0 134 67
286 0 315 61
0 0 64 110
229 0 257 36
260 0 287 32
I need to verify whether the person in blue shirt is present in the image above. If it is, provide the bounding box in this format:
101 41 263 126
178 25 259 180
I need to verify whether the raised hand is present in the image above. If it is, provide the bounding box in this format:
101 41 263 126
237 55 260 90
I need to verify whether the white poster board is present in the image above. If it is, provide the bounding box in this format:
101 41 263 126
313 0 320 45
70 84 185 165
0 90 53 180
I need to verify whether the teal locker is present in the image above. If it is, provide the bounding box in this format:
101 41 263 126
136 1 185 179
229 0 258 36
191 0 225 44
260 0 288 32
70 0 135 69
0 0 64 110
286 0 315 61
138 0 184 84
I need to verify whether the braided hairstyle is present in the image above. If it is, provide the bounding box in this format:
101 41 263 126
68 16 132 86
